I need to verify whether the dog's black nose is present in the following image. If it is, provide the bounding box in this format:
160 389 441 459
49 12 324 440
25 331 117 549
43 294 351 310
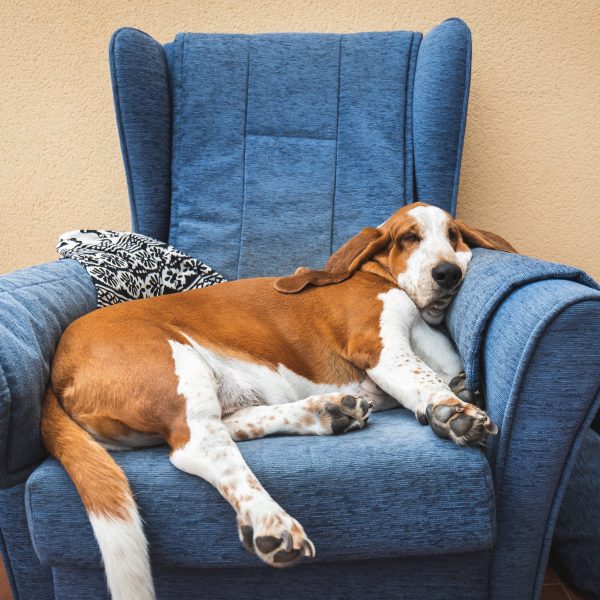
431 263 462 289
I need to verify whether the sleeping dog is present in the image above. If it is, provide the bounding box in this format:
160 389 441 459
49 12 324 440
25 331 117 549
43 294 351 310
42 202 516 600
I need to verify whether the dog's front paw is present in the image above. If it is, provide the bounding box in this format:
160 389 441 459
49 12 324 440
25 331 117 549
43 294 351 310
315 394 372 434
424 397 498 445
449 371 483 408
238 510 315 568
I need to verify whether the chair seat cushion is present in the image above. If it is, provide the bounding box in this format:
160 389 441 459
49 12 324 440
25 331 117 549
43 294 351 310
25 410 495 569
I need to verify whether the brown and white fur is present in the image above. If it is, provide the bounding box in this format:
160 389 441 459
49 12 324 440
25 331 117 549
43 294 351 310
41 202 516 600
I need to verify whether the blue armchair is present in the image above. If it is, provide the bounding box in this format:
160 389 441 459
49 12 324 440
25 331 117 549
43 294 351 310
1 19 599 600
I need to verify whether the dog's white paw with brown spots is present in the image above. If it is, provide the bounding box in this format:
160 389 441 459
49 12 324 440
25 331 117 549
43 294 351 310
238 509 315 568
308 393 373 435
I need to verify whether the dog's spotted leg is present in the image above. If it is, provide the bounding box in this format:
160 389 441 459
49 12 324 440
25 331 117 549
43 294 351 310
412 317 481 405
167 340 315 567
223 393 373 441
410 316 463 384
367 289 498 445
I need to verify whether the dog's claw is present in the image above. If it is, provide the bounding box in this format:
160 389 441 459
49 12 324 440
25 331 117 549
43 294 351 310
301 539 316 558
281 531 293 552
485 420 499 436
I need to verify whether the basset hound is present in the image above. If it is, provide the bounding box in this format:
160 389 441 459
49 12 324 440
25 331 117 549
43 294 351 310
41 202 516 600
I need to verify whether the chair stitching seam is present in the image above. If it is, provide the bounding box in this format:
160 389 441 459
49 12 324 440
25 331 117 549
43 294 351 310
403 33 415 205
245 132 335 141
170 34 187 248
329 35 343 255
235 37 251 280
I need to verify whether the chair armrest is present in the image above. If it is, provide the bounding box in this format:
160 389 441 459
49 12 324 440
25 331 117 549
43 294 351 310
0 260 96 488
446 248 600 600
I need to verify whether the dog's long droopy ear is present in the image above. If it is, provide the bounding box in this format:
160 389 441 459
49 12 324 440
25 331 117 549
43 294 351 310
274 227 391 293
454 219 518 253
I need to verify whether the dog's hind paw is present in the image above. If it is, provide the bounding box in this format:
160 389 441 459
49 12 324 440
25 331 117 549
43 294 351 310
306 393 372 435
237 510 315 568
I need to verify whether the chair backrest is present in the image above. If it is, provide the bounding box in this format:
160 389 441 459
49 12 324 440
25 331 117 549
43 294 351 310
109 19 471 280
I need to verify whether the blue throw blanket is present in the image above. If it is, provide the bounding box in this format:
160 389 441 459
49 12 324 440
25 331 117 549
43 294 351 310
447 248 599 392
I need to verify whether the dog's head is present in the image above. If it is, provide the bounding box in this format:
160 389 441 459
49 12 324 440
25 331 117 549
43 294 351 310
275 202 516 324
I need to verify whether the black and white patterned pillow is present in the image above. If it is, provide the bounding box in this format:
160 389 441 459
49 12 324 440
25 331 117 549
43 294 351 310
57 230 226 308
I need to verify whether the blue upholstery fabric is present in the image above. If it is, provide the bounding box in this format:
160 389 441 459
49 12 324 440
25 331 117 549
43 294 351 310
447 249 600 599
110 28 172 242
51 552 490 600
26 410 494 568
0 259 97 488
0 483 53 600
446 248 599 392
553 428 600 598
413 18 471 214
166 31 422 280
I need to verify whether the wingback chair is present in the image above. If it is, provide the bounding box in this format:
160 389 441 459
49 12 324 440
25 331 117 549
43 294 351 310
1 19 599 600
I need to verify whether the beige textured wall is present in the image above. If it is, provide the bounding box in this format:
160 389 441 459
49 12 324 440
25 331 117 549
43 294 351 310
1 0 599 277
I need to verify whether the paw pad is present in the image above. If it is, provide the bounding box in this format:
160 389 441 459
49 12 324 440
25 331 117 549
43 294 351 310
325 404 352 434
426 399 498 445
341 395 357 409
238 512 315 568
255 535 283 554
322 394 372 435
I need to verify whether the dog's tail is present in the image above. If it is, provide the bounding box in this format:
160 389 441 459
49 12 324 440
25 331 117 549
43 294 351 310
41 387 155 600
